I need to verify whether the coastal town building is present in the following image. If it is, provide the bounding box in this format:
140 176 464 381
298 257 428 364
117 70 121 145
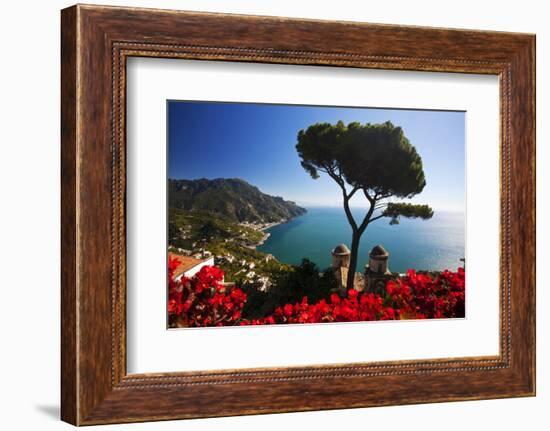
169 252 215 280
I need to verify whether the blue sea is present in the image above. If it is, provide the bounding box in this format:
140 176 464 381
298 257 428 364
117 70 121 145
257 207 465 273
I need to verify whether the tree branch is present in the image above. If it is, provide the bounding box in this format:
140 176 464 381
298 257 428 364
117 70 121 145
325 166 345 189
342 192 358 231
368 214 386 224
348 185 360 199
324 166 359 230
357 199 376 234
363 189 374 203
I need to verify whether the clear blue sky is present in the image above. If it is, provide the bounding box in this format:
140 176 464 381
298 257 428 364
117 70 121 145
168 101 465 212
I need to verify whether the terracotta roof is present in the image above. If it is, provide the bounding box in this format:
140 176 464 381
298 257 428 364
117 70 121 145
168 252 210 278
332 243 351 255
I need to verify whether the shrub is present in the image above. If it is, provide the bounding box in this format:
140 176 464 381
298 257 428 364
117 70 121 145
241 259 337 319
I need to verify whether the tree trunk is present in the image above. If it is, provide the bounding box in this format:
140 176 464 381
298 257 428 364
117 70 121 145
346 230 361 290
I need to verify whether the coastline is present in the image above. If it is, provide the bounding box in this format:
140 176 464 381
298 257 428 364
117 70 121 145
255 232 271 247
247 211 307 249
259 220 283 232
249 221 282 248
248 218 288 249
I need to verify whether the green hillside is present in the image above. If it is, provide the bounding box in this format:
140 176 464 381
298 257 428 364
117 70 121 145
168 178 306 223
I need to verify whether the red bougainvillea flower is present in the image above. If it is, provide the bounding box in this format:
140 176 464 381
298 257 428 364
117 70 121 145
167 259 465 328
347 289 358 300
283 303 294 317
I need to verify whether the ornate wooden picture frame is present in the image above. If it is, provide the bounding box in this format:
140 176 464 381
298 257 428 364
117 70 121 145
61 4 535 425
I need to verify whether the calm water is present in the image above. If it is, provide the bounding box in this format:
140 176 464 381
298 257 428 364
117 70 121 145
257 207 465 273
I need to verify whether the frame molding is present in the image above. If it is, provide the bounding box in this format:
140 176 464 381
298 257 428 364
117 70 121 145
61 4 535 425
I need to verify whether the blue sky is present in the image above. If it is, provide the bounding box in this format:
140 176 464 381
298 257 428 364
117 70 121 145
168 101 465 212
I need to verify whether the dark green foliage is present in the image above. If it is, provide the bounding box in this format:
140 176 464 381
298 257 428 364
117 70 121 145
169 178 307 223
296 121 426 198
382 202 434 224
198 220 230 241
241 260 337 319
168 220 180 243
340 122 426 198
272 259 337 305
168 219 193 249
240 288 270 319
296 121 345 180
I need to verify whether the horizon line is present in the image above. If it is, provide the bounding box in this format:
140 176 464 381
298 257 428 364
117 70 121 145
168 177 464 213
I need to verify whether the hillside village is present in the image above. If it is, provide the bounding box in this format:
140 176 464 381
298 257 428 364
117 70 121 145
168 207 292 291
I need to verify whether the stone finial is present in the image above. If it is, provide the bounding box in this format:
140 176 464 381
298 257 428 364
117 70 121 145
364 244 392 294
331 243 351 269
367 244 390 274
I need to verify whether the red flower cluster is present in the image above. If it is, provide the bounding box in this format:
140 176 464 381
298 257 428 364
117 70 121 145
239 291 397 326
386 268 465 319
168 256 465 328
168 256 247 327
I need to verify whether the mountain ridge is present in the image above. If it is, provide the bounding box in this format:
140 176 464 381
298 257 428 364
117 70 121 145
168 177 307 223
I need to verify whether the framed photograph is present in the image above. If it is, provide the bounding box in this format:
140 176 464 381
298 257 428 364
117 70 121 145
61 4 535 425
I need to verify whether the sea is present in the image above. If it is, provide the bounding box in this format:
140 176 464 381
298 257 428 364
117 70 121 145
257 207 465 273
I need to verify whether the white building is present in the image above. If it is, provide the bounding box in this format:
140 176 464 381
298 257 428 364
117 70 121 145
169 252 216 281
